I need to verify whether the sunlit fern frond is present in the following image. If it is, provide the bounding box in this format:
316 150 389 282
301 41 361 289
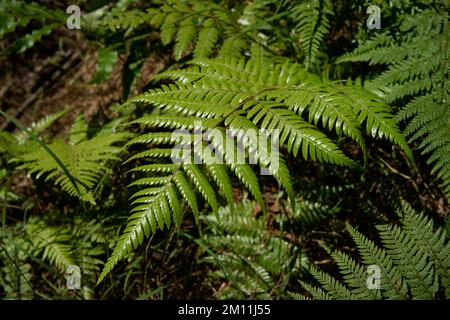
98 56 411 282
14 115 130 204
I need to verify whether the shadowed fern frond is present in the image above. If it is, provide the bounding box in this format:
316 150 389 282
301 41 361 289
26 221 75 271
100 0 335 63
102 0 268 59
201 200 303 299
297 201 449 300
339 6 450 200
0 216 115 299
0 0 66 54
290 0 334 69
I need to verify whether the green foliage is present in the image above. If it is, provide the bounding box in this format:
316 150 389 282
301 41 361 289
290 0 334 69
101 0 270 59
1 114 130 204
98 56 411 282
0 227 33 299
290 200 341 231
199 194 346 299
1 0 446 301
99 0 249 59
200 200 304 299
0 215 122 299
99 0 335 65
93 47 119 83
0 0 66 54
339 5 450 200
297 202 450 300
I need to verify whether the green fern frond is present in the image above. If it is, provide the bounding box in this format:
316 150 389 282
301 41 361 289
200 200 301 299
100 0 335 62
376 223 438 299
14 115 130 204
26 221 75 271
398 201 450 289
298 281 331 300
99 57 411 282
100 9 148 33
194 20 220 58
346 224 409 299
291 200 341 230
330 251 381 300
339 7 450 200
290 0 334 69
0 0 66 54
308 266 354 300
299 202 449 300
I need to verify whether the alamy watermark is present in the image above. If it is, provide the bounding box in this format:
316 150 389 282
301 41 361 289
65 264 81 290
64 4 381 32
366 264 381 290
66 5 81 30
170 122 280 176
367 5 381 30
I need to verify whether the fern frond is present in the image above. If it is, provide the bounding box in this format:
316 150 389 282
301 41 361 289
330 251 381 300
291 200 341 230
194 21 220 58
346 224 408 299
398 202 450 289
299 202 449 300
200 200 301 299
376 223 437 299
290 0 334 69
26 222 75 271
0 0 65 54
99 57 412 281
15 116 130 204
340 8 450 200
297 281 331 300
308 266 355 300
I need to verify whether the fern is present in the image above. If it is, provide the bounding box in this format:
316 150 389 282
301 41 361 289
200 200 302 299
0 215 117 299
101 9 149 34
290 200 341 231
0 110 68 157
0 0 66 54
26 220 76 271
0 227 33 299
339 6 450 201
7 115 130 204
290 0 334 69
398 202 450 291
98 56 412 282
100 0 336 64
298 202 450 300
202 194 345 299
101 0 256 59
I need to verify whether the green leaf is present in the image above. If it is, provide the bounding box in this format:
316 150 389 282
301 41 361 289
4 23 57 54
93 47 119 83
